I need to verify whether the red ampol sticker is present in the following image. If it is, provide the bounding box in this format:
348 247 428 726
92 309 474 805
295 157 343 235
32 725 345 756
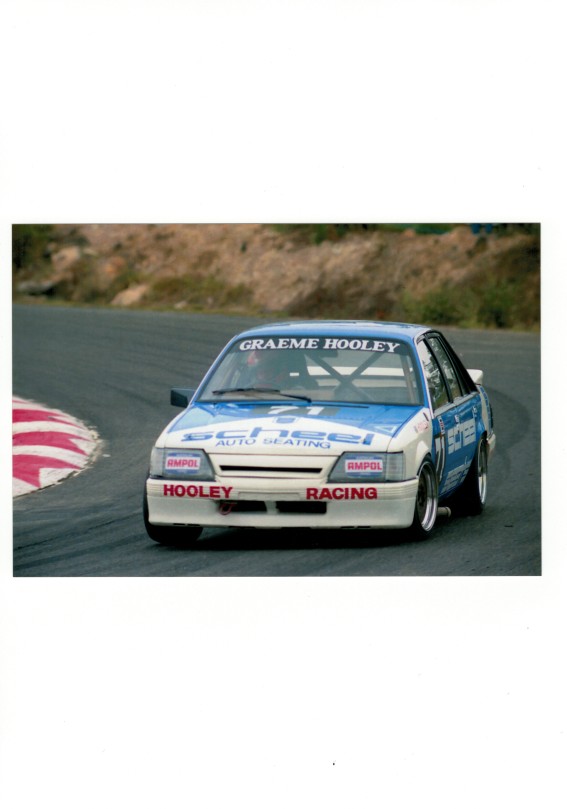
345 457 383 475
165 453 201 471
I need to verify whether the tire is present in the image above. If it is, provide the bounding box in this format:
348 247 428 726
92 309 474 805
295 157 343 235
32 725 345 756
458 436 488 516
409 459 438 539
143 488 203 547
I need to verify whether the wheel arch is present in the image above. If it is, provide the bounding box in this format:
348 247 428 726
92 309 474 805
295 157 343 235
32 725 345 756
406 437 434 481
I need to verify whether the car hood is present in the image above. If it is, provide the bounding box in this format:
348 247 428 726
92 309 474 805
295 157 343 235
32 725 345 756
161 401 424 454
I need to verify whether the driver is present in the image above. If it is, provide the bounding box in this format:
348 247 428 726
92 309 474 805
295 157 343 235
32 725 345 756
246 349 308 389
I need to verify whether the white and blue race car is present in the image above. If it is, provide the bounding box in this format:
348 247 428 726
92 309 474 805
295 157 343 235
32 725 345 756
144 321 496 545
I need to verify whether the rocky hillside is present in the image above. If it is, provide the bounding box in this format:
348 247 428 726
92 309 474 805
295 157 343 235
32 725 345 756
12 224 540 329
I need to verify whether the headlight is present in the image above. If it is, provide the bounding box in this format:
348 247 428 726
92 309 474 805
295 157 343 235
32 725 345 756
328 452 405 483
149 448 215 480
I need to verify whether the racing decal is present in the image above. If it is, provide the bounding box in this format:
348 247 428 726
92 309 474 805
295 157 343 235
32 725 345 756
165 453 201 471
266 408 407 438
306 487 378 500
240 337 320 350
440 462 469 494
182 424 376 449
434 416 446 480
163 484 233 499
265 405 336 417
208 405 340 418
462 418 476 445
171 402 420 442
238 337 401 353
447 417 476 454
345 457 383 475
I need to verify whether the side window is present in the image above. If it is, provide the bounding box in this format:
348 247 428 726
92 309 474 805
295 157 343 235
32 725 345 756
427 336 464 400
416 340 449 410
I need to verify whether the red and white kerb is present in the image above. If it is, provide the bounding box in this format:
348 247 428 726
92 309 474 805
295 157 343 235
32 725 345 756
12 397 99 497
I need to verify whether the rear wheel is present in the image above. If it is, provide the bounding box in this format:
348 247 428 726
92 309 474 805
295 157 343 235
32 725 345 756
143 488 203 547
458 437 488 515
410 459 438 539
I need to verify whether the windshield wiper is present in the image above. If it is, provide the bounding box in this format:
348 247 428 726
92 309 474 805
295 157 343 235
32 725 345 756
212 387 312 403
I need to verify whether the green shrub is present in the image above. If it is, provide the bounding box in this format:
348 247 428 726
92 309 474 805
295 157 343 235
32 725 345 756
398 272 539 329
271 224 455 245
398 284 476 326
476 276 515 328
12 225 55 269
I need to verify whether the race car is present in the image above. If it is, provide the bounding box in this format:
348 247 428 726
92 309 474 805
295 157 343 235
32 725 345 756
144 321 496 545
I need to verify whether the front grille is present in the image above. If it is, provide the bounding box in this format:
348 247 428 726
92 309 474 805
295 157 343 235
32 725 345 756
211 454 336 479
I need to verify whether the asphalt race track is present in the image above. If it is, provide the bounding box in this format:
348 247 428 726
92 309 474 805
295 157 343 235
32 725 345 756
12 304 541 576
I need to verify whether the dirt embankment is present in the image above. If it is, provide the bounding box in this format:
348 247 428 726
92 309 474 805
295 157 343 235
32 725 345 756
13 224 540 328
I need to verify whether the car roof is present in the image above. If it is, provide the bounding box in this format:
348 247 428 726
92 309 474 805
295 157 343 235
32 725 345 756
233 320 431 343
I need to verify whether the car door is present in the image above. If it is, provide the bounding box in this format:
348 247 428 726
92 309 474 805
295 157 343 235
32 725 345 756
426 334 480 495
416 336 477 497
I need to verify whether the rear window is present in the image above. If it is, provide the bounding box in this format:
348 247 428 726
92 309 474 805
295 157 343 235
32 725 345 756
199 335 423 405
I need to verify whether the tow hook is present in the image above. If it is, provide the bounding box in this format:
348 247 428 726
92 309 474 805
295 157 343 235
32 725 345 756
219 501 236 516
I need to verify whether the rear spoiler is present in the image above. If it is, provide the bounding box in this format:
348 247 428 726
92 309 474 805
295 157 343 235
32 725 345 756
467 369 484 386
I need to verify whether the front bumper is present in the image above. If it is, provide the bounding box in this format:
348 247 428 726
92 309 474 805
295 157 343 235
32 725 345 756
145 476 419 530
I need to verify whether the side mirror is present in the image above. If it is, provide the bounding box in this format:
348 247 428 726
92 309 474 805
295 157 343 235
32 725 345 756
467 369 484 385
170 388 196 408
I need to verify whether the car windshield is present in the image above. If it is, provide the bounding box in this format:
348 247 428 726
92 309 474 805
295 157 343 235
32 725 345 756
199 335 423 406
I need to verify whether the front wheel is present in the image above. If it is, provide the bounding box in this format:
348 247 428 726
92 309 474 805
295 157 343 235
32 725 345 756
143 488 203 547
409 459 438 539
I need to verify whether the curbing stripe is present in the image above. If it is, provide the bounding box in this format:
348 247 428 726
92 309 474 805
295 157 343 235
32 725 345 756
12 397 99 497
